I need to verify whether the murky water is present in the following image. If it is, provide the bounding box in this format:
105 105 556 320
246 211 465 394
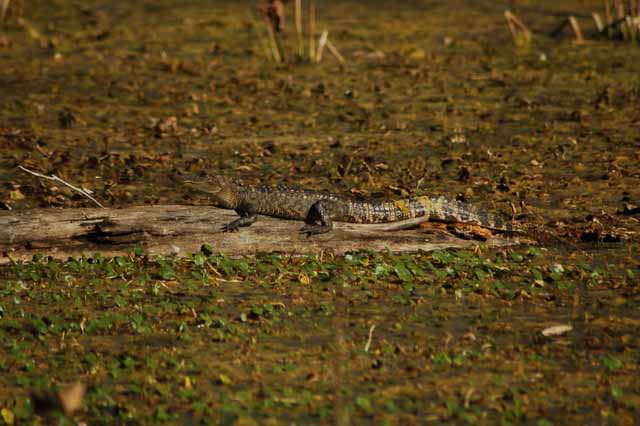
0 0 639 424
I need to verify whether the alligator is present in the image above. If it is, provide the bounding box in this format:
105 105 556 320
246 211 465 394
182 174 514 236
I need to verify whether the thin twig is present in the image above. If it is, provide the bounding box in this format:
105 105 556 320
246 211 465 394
364 324 376 353
326 38 346 64
18 165 106 208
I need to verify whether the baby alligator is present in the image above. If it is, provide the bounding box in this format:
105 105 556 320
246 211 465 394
182 174 513 235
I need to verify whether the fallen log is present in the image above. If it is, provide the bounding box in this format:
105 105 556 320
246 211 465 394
0 205 523 264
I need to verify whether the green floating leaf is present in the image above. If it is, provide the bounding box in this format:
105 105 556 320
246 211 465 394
510 252 524 262
159 265 175 280
154 406 170 421
355 395 373 414
602 356 624 371
527 246 542 257
394 262 412 282
133 245 144 256
217 374 232 385
374 263 389 277
445 398 460 414
193 253 206 267
610 384 624 399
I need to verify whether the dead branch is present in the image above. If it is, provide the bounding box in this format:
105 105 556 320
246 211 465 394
18 165 106 208
0 205 523 263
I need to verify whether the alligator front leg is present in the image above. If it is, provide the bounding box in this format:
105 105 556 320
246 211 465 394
223 208 257 232
300 200 333 235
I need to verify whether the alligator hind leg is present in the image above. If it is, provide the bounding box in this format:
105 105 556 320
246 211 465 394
300 200 333 235
223 209 257 232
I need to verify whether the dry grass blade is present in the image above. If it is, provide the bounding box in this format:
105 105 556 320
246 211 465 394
247 10 274 61
315 29 328 62
592 12 604 31
364 324 376 353
326 38 346 63
628 15 639 41
542 324 573 337
250 0 344 64
257 1 284 62
264 18 283 62
295 0 303 57
568 16 585 43
504 10 532 45
605 0 613 24
615 0 624 19
1 0 10 21
308 0 316 61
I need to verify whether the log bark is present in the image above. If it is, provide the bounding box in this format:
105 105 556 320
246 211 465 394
0 205 523 264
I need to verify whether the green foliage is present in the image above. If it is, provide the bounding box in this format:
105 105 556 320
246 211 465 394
0 246 637 425
602 356 624 371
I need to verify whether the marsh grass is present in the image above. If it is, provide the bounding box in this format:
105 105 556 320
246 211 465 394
253 0 343 64
593 0 640 42
513 1 639 46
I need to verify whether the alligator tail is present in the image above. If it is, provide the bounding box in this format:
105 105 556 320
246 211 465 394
389 196 512 232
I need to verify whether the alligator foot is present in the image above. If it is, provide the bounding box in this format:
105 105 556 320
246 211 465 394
222 214 257 232
300 224 332 236
301 201 333 236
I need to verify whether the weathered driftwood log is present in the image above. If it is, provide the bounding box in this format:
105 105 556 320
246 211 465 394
0 205 522 264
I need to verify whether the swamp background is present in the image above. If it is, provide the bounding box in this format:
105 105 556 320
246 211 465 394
0 0 639 424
